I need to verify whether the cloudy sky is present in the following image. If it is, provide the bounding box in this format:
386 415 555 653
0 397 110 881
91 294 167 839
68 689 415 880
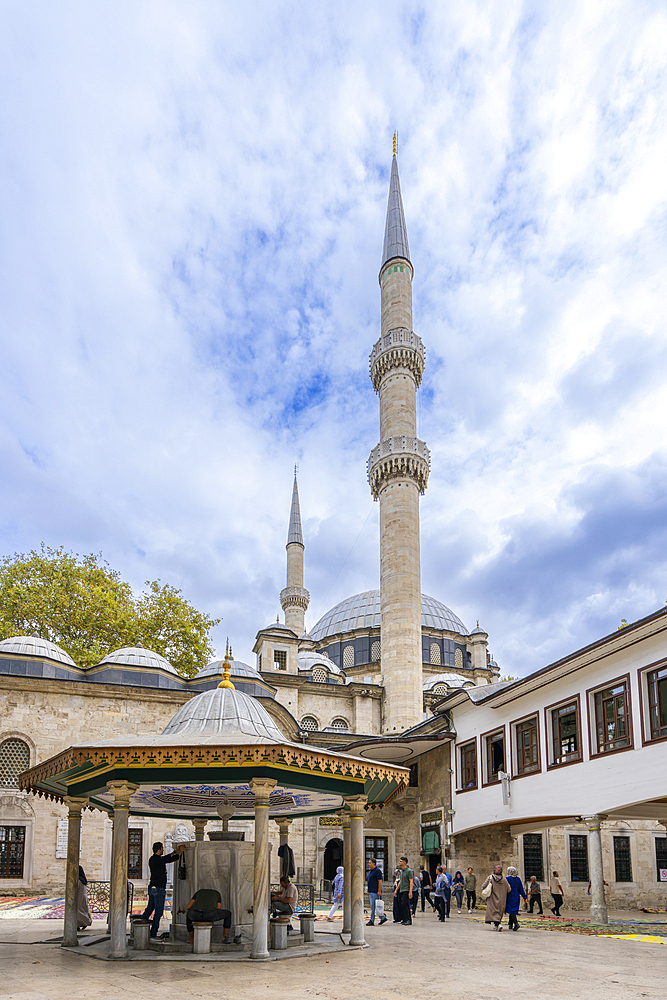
1 1 666 676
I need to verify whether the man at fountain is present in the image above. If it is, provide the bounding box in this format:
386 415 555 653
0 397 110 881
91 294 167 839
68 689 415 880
185 887 234 945
270 875 298 917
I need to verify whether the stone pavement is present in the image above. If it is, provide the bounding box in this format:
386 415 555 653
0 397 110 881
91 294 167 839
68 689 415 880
0 906 664 1000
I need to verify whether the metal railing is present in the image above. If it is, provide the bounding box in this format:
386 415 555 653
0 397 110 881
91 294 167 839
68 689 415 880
318 878 333 903
270 882 314 913
86 880 134 916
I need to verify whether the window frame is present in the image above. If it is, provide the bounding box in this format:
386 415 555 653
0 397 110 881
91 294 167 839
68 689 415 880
568 832 590 884
0 734 33 790
586 673 634 758
455 738 478 792
612 834 634 884
544 694 583 770
638 658 667 746
653 834 667 883
509 711 542 779
480 726 506 787
273 648 288 671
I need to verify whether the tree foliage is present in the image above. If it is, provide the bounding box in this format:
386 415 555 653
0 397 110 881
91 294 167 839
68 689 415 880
0 545 220 676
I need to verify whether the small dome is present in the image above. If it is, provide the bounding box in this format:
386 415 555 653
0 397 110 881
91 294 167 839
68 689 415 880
97 646 178 675
310 590 467 641
196 657 261 681
423 672 475 692
298 651 344 675
470 622 487 636
162 687 285 742
0 635 76 666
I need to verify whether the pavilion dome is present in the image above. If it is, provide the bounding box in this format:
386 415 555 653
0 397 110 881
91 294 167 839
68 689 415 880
161 685 285 743
96 645 178 675
0 635 76 666
310 590 468 642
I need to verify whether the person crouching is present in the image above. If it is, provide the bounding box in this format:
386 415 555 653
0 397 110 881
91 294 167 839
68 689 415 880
185 887 233 944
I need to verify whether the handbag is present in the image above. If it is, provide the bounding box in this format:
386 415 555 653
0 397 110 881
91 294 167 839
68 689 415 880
481 880 493 899
177 854 187 880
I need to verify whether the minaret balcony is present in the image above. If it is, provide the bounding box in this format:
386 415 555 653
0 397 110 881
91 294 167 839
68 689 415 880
370 328 425 391
280 586 310 611
367 436 431 498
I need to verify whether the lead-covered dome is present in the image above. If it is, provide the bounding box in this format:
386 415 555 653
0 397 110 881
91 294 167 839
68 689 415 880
196 657 261 681
96 646 178 675
423 672 476 693
162 686 285 743
310 590 467 641
298 650 344 675
0 635 76 666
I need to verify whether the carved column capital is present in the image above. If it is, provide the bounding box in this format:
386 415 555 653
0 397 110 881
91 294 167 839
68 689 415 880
64 795 88 816
106 781 139 809
343 795 368 819
583 814 608 831
250 777 278 805
275 818 293 835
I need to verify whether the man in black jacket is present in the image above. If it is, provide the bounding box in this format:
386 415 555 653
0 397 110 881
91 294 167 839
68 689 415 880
140 841 185 938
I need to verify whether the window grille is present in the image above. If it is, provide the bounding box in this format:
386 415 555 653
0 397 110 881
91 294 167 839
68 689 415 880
273 650 287 671
656 837 667 881
312 667 327 683
569 835 589 882
0 826 25 879
455 648 463 669
371 640 381 661
330 718 349 730
523 833 544 881
429 642 441 665
0 739 30 789
300 716 318 731
433 683 448 695
343 645 355 668
128 829 143 880
613 836 633 882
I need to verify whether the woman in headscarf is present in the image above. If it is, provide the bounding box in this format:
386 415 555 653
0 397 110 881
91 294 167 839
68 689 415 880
77 865 92 930
326 866 344 920
481 864 510 930
452 870 466 913
505 866 527 931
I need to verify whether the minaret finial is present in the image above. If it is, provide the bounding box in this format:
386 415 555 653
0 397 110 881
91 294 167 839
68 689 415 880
217 639 235 689
393 131 397 157
294 464 297 477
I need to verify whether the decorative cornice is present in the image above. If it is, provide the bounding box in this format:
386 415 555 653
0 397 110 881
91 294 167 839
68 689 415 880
280 586 310 612
370 328 424 391
367 436 431 498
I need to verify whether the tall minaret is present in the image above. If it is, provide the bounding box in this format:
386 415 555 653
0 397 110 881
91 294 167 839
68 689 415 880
280 469 310 634
368 142 429 731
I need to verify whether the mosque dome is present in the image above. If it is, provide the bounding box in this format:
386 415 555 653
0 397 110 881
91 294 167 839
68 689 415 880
0 635 76 666
297 650 344 676
162 685 285 743
423 672 476 693
196 657 262 681
96 646 178 675
310 590 468 642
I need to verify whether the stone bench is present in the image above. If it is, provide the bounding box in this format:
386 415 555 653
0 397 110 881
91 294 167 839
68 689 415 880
132 920 151 950
192 921 214 954
269 915 291 951
298 912 316 943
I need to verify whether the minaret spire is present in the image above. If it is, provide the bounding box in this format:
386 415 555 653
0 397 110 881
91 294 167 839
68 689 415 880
280 470 309 634
368 149 429 732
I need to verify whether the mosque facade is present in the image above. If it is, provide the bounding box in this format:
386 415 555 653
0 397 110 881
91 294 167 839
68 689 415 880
1 153 665 913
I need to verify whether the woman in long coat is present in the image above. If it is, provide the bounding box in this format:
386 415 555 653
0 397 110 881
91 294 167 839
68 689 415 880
481 865 510 930
505 865 527 931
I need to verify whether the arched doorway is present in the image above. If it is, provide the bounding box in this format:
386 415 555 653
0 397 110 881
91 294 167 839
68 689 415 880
323 837 343 882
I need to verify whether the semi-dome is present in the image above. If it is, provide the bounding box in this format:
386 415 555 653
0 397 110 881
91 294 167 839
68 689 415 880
298 650 344 675
162 686 285 743
0 635 76 666
310 590 468 642
96 646 178 675
423 672 475 692
196 657 262 681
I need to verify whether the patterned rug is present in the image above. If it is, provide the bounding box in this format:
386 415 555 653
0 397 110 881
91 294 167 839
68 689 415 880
0 895 171 919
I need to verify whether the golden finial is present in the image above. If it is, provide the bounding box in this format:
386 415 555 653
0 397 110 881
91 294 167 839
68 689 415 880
393 132 397 156
217 637 235 689
276 614 280 624
294 464 297 477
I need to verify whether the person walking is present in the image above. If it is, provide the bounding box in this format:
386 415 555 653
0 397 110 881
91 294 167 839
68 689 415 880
527 876 543 914
326 866 344 920
505 866 527 931
77 865 92 930
452 870 466 913
433 865 447 921
366 857 386 926
482 864 510 931
465 867 477 913
410 869 419 916
549 871 564 916
419 865 435 911
140 841 186 938
441 867 452 918
392 869 402 923
393 856 414 925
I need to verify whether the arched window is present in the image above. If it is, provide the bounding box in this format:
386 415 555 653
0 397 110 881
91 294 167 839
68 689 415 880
430 642 441 665
455 648 463 670
0 738 30 789
371 640 381 662
330 718 349 731
343 645 355 668
300 716 319 731
432 683 448 696
312 667 327 683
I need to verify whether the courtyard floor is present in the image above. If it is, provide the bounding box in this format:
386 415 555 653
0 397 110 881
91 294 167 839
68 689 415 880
0 905 665 1000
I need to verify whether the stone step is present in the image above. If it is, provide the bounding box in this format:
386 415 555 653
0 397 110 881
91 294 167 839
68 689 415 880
286 933 305 947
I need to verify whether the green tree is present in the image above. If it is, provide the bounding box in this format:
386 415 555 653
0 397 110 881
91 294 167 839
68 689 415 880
0 544 220 675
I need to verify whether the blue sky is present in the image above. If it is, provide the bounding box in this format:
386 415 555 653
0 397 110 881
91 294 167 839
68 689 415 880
1 1 666 676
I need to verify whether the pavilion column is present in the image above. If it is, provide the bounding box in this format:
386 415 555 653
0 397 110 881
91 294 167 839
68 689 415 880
340 811 351 934
345 795 367 947
585 814 608 924
107 781 139 959
62 796 88 948
193 819 207 842
250 778 277 960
